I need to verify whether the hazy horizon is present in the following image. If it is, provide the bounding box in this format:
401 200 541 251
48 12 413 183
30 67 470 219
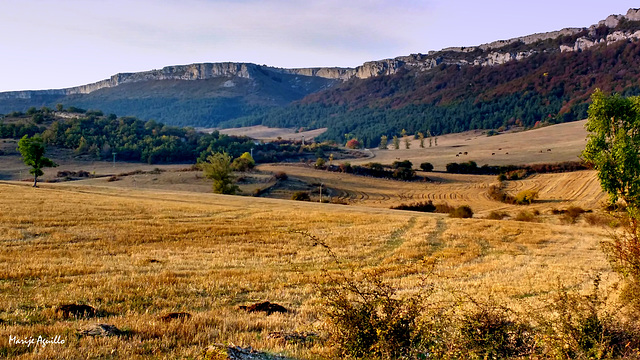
1 0 638 92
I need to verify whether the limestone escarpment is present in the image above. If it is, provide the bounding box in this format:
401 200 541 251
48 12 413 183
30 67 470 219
0 63 354 99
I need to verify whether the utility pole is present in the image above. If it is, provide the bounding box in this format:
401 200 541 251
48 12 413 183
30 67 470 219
319 183 323 203
112 152 116 167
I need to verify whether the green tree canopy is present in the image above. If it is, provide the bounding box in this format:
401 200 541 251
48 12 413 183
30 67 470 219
583 90 640 305
583 89 640 217
18 134 57 187
201 152 239 195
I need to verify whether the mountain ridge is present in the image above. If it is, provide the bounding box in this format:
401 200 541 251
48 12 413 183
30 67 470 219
3 7 639 99
2 8 640 140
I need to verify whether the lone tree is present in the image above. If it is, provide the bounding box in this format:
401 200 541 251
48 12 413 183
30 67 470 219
418 132 425 148
392 135 400 150
583 89 640 311
379 135 388 150
201 152 239 195
583 90 640 217
18 134 57 187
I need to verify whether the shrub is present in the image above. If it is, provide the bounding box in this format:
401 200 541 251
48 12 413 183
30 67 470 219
391 166 416 181
391 160 413 169
562 206 587 224
434 203 455 214
391 201 436 212
536 278 640 359
514 190 538 205
274 172 288 181
514 211 536 222
345 139 361 149
364 162 385 171
584 213 614 227
315 157 326 169
505 169 528 180
291 191 310 201
488 184 516 204
486 211 509 220
459 307 534 359
338 162 351 173
322 269 431 359
231 152 255 172
420 162 434 172
450 205 473 218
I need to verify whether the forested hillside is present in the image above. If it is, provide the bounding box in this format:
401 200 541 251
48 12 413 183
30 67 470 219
0 68 339 128
225 38 640 147
0 108 338 164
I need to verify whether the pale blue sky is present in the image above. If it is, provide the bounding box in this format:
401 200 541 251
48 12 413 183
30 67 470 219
0 0 638 91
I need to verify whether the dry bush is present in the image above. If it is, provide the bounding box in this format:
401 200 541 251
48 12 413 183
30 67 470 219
322 271 432 359
514 211 536 222
487 184 515 204
584 213 615 227
562 206 588 224
534 278 640 359
602 222 640 316
457 305 534 359
450 205 474 218
391 201 436 213
291 191 310 201
434 203 455 214
486 211 509 220
274 171 288 180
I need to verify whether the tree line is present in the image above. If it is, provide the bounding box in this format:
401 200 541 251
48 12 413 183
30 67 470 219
1 108 339 164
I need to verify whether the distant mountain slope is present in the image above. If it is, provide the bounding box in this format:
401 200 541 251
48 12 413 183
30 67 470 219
224 12 640 146
2 9 640 142
0 63 349 127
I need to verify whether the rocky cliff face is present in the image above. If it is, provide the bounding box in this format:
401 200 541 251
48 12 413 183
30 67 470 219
2 8 640 100
0 63 354 100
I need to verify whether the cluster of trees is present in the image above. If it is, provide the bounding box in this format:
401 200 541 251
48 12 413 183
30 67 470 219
317 160 418 181
1 109 341 165
445 160 588 175
39 115 255 164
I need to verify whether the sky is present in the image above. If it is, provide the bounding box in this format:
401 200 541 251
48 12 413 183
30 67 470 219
0 0 638 92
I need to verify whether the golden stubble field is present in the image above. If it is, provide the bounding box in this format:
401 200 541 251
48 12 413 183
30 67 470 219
0 182 616 359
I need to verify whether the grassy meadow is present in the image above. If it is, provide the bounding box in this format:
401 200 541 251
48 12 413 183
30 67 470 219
0 181 619 359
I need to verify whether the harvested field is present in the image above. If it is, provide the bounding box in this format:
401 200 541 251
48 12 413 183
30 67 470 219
0 182 615 358
258 164 606 216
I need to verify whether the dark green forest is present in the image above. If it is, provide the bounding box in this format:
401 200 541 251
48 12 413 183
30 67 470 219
0 108 336 164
